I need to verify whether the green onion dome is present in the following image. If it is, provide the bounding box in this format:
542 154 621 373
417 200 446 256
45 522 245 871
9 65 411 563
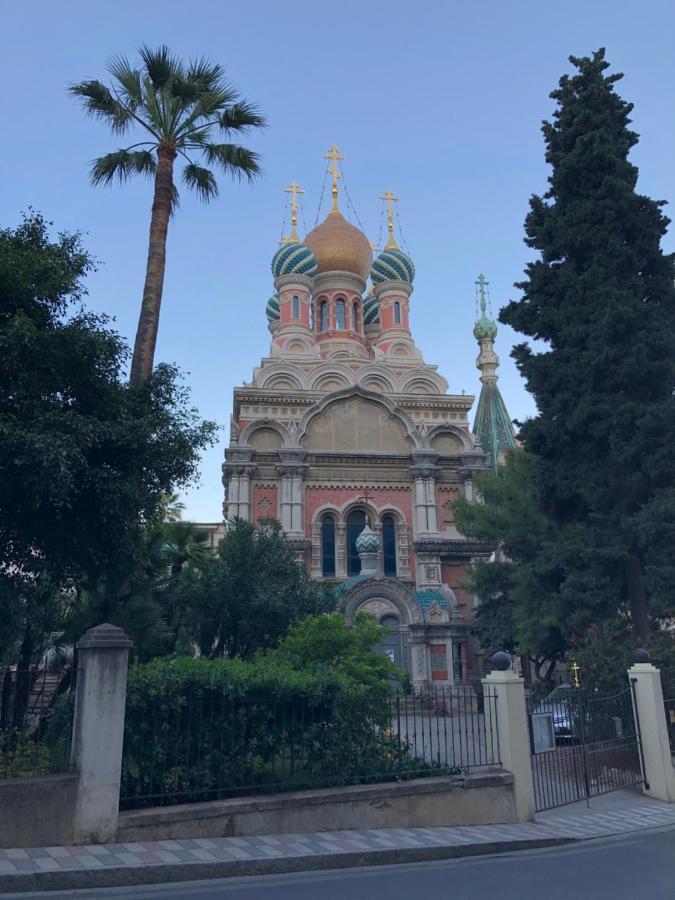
271 241 318 279
266 293 280 323
371 247 415 285
355 523 379 554
473 313 498 341
362 291 380 325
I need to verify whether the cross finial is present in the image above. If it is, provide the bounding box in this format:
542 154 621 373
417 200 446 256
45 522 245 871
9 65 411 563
570 660 581 688
324 145 344 211
283 180 304 242
380 190 400 249
357 486 375 525
475 273 489 315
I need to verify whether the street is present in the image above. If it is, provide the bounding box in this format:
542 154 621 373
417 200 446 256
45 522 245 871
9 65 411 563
7 826 674 899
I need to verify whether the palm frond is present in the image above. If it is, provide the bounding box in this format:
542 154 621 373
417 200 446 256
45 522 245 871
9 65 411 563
90 149 156 186
219 101 266 133
186 57 229 93
203 143 262 181
139 44 183 90
182 162 218 201
69 80 133 134
107 54 143 109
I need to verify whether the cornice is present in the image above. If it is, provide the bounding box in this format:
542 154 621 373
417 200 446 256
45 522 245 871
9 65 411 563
412 538 495 558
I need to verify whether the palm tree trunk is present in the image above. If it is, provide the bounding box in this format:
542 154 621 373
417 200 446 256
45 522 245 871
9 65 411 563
130 141 176 385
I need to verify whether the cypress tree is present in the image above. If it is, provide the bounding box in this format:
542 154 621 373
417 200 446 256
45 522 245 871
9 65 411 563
501 49 675 643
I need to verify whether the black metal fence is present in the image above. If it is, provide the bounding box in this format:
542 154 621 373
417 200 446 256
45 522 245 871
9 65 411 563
528 684 643 811
0 667 74 779
120 685 501 810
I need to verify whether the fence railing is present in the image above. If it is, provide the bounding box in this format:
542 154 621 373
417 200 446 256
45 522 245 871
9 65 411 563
665 698 675 755
0 667 74 779
120 685 501 810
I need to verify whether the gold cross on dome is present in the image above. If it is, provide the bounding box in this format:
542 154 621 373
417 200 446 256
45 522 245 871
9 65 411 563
324 144 344 210
380 189 400 249
283 180 304 242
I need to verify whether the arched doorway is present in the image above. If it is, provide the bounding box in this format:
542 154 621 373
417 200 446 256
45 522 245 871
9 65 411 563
376 614 404 668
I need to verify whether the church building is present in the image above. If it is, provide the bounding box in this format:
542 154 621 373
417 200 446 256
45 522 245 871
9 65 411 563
221 148 516 688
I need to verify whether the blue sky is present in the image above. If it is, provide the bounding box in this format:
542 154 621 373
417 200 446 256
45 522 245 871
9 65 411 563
3 1 675 520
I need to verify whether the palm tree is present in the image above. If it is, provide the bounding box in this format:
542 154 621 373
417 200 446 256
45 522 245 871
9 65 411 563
70 46 265 384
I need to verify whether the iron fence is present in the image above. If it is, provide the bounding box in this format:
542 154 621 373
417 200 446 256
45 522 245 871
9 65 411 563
665 698 675 755
120 685 501 810
0 667 74 779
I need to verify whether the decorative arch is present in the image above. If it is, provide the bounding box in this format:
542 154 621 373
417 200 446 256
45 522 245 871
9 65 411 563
239 418 290 449
400 368 448 395
296 385 422 450
339 577 421 626
356 365 398 393
308 363 355 392
424 423 474 453
257 366 306 391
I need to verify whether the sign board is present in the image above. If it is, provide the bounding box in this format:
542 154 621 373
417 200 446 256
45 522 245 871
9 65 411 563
531 712 556 753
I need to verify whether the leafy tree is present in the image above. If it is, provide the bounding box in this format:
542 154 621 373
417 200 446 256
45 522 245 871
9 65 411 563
179 518 334 659
0 212 217 673
70 46 264 383
273 612 406 692
499 50 675 645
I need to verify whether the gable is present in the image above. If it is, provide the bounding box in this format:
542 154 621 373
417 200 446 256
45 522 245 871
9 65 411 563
302 396 411 453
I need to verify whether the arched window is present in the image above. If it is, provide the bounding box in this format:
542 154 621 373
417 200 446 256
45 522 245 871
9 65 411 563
321 515 336 577
382 515 397 576
393 301 401 325
353 300 359 332
347 509 366 576
292 295 300 319
335 298 346 330
319 300 328 332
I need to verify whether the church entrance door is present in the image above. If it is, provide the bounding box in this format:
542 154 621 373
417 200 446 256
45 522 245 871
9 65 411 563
375 614 405 669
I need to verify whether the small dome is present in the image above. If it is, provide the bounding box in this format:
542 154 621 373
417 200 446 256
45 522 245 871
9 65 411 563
271 242 317 280
304 210 372 280
266 294 280 323
355 523 379 554
362 291 380 325
371 247 415 285
473 313 497 341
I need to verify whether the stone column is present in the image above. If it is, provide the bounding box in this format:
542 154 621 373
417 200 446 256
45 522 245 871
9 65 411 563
425 478 438 532
628 654 675 803
279 472 293 531
227 473 240 519
336 524 348 578
237 467 254 521
410 453 440 538
414 477 428 533
482 654 535 823
291 473 304 533
71 624 132 844
310 522 322 578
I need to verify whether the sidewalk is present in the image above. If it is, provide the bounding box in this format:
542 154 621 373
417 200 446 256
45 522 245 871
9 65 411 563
1 791 673 894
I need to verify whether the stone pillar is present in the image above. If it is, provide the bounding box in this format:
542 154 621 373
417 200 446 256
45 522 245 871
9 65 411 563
628 656 675 803
227 474 240 519
71 624 132 844
310 521 322 578
238 468 253 521
410 453 440 538
279 472 293 531
482 654 535 823
414 477 428 532
291 474 304 533
425 478 438 532
336 523 348 578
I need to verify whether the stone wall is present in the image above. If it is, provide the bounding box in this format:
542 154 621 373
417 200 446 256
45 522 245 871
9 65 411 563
118 771 516 843
0 774 78 848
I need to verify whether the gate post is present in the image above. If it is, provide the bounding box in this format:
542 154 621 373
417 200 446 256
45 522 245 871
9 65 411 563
628 652 675 804
482 652 535 822
71 624 132 843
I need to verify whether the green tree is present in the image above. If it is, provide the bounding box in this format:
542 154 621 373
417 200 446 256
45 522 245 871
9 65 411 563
499 50 675 645
70 46 264 383
179 518 334 659
0 212 217 672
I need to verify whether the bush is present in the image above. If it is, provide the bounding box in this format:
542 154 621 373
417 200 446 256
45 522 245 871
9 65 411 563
121 647 419 808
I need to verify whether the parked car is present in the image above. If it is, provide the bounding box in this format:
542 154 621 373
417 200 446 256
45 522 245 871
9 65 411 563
533 684 575 740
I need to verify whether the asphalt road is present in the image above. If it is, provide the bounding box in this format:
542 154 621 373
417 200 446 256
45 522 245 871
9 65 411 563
8 826 674 900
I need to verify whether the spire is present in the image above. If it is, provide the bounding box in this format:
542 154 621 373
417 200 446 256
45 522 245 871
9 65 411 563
380 190 400 250
471 274 516 470
280 180 304 244
324 144 344 212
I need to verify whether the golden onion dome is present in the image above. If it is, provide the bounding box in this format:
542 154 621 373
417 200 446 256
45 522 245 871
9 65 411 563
304 210 372 280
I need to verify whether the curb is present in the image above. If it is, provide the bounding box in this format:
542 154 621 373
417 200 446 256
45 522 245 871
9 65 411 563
0 837 577 893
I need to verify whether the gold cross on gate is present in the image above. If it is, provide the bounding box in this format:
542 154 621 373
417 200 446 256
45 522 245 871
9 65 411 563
570 661 581 688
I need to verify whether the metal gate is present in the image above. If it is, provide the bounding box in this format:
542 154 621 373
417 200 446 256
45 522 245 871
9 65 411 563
528 682 645 812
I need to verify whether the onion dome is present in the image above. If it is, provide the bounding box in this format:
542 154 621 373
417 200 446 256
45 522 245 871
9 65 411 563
266 293 280 323
355 523 379 554
473 312 498 341
371 247 415 285
362 291 380 325
304 210 372 280
271 241 317 279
